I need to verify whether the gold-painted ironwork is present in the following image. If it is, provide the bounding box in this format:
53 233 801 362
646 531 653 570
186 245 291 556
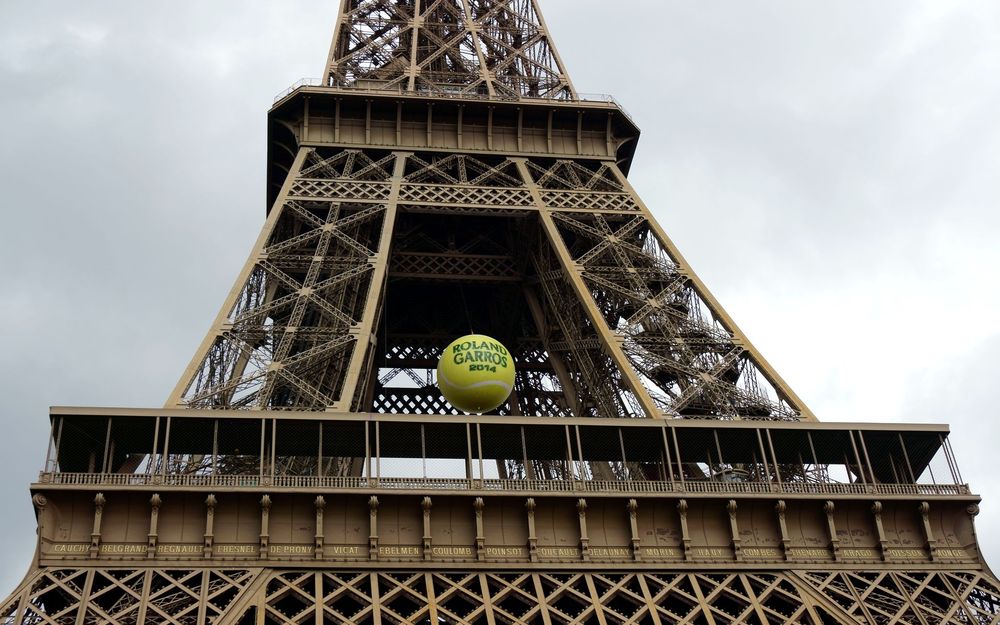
6 1 997 624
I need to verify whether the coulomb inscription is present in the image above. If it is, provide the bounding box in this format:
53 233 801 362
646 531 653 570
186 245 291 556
432 546 473 557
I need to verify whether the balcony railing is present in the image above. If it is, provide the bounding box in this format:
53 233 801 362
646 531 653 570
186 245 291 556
273 79 634 121
36 472 971 497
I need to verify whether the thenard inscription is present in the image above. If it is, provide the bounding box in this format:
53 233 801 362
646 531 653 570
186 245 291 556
794 548 830 558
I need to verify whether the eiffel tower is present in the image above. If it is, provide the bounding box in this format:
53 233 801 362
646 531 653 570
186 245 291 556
5 1 998 624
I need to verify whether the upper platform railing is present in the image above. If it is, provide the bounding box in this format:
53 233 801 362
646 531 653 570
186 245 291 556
37 471 971 498
273 78 635 122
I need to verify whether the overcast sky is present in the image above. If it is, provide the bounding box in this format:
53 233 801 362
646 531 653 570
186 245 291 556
1 1 998 591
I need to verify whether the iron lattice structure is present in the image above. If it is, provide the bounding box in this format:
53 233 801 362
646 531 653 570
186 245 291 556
6 2 1000 625
325 0 575 99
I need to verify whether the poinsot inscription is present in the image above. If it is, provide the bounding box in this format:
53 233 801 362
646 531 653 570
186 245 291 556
485 546 526 558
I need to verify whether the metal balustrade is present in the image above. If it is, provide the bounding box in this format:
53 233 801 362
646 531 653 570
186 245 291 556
36 471 971 497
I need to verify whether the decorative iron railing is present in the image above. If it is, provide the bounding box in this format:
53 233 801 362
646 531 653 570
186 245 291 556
36 471 970 497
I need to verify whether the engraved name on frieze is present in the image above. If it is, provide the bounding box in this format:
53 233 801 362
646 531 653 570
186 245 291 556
431 546 473 557
215 545 257 555
50 544 89 554
537 547 580 558
589 547 631 558
936 548 969 558
485 546 527 558
644 547 682 558
99 544 146 555
270 545 315 556
378 546 421 557
157 544 202 555
840 548 879 558
794 548 831 558
324 546 364 556
741 547 781 558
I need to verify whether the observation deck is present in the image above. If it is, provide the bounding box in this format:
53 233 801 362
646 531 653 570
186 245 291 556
29 407 983 570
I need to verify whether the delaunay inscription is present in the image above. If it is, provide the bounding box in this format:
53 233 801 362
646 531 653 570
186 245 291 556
589 547 631 558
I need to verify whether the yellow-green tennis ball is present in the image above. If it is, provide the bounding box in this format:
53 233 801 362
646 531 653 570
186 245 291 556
437 334 516 413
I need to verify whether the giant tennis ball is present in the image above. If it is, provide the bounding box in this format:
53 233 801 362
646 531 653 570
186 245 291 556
437 334 516 413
